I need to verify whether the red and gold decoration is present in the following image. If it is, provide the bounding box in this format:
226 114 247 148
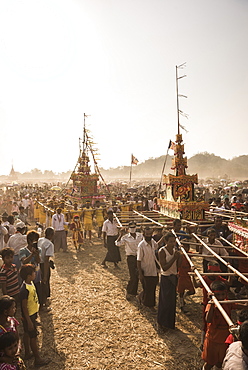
71 152 99 199
228 219 248 250
159 133 209 220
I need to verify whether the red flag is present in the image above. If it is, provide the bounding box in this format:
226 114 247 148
131 154 139 165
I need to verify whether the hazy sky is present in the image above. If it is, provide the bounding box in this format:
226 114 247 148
0 0 247 175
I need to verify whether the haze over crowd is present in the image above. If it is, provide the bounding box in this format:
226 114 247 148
1 152 248 182
0 0 247 175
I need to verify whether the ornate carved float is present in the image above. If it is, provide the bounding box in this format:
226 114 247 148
158 134 208 220
158 65 208 220
69 114 100 201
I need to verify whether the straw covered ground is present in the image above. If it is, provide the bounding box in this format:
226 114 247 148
24 232 204 370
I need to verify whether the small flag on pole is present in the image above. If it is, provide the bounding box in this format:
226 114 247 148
169 141 176 151
131 154 139 165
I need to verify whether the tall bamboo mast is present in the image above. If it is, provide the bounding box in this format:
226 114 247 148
176 62 187 135
83 113 87 153
176 65 180 136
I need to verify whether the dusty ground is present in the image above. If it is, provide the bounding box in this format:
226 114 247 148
24 232 204 370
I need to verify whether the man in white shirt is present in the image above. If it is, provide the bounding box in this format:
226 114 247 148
115 221 143 300
0 220 8 251
223 321 248 369
101 210 121 268
137 226 159 309
7 221 27 270
38 227 55 308
52 208 69 253
21 196 30 216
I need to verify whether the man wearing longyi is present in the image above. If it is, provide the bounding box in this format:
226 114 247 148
101 210 121 268
115 221 143 300
52 208 69 253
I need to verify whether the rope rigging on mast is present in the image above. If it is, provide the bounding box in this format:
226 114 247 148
59 113 110 198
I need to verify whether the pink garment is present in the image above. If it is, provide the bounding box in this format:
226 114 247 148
0 363 18 370
0 317 19 335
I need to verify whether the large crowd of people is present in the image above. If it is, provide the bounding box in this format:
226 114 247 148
0 182 248 369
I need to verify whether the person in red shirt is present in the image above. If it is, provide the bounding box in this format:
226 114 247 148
193 261 229 351
202 280 248 370
177 244 195 313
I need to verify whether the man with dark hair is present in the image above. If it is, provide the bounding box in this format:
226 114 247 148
6 221 27 272
52 208 69 252
200 228 229 273
222 320 248 369
38 227 55 309
101 211 120 268
137 227 159 309
172 218 191 249
0 218 8 250
0 247 19 300
18 206 29 224
202 216 230 240
115 221 143 300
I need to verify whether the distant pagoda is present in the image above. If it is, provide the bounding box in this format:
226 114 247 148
70 114 100 199
158 65 208 220
8 164 18 181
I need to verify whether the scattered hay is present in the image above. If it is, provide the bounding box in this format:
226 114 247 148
24 233 202 369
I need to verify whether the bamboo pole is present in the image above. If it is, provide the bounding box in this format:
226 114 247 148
36 201 54 214
188 272 248 276
156 213 215 228
192 233 248 284
189 254 248 260
153 210 216 227
133 210 164 227
180 241 233 249
210 300 248 304
205 211 233 219
113 213 122 228
171 230 234 327
125 210 245 326
220 236 248 258
133 210 247 326
206 208 248 218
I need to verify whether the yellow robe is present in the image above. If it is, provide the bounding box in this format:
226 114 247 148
38 204 46 224
83 207 94 230
94 207 104 227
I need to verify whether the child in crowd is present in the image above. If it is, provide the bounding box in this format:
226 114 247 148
193 261 229 350
19 264 49 367
0 295 20 367
0 332 26 370
202 280 248 370
70 215 84 250
177 243 195 313
0 295 19 338
19 231 42 305
0 248 20 302
157 232 181 330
